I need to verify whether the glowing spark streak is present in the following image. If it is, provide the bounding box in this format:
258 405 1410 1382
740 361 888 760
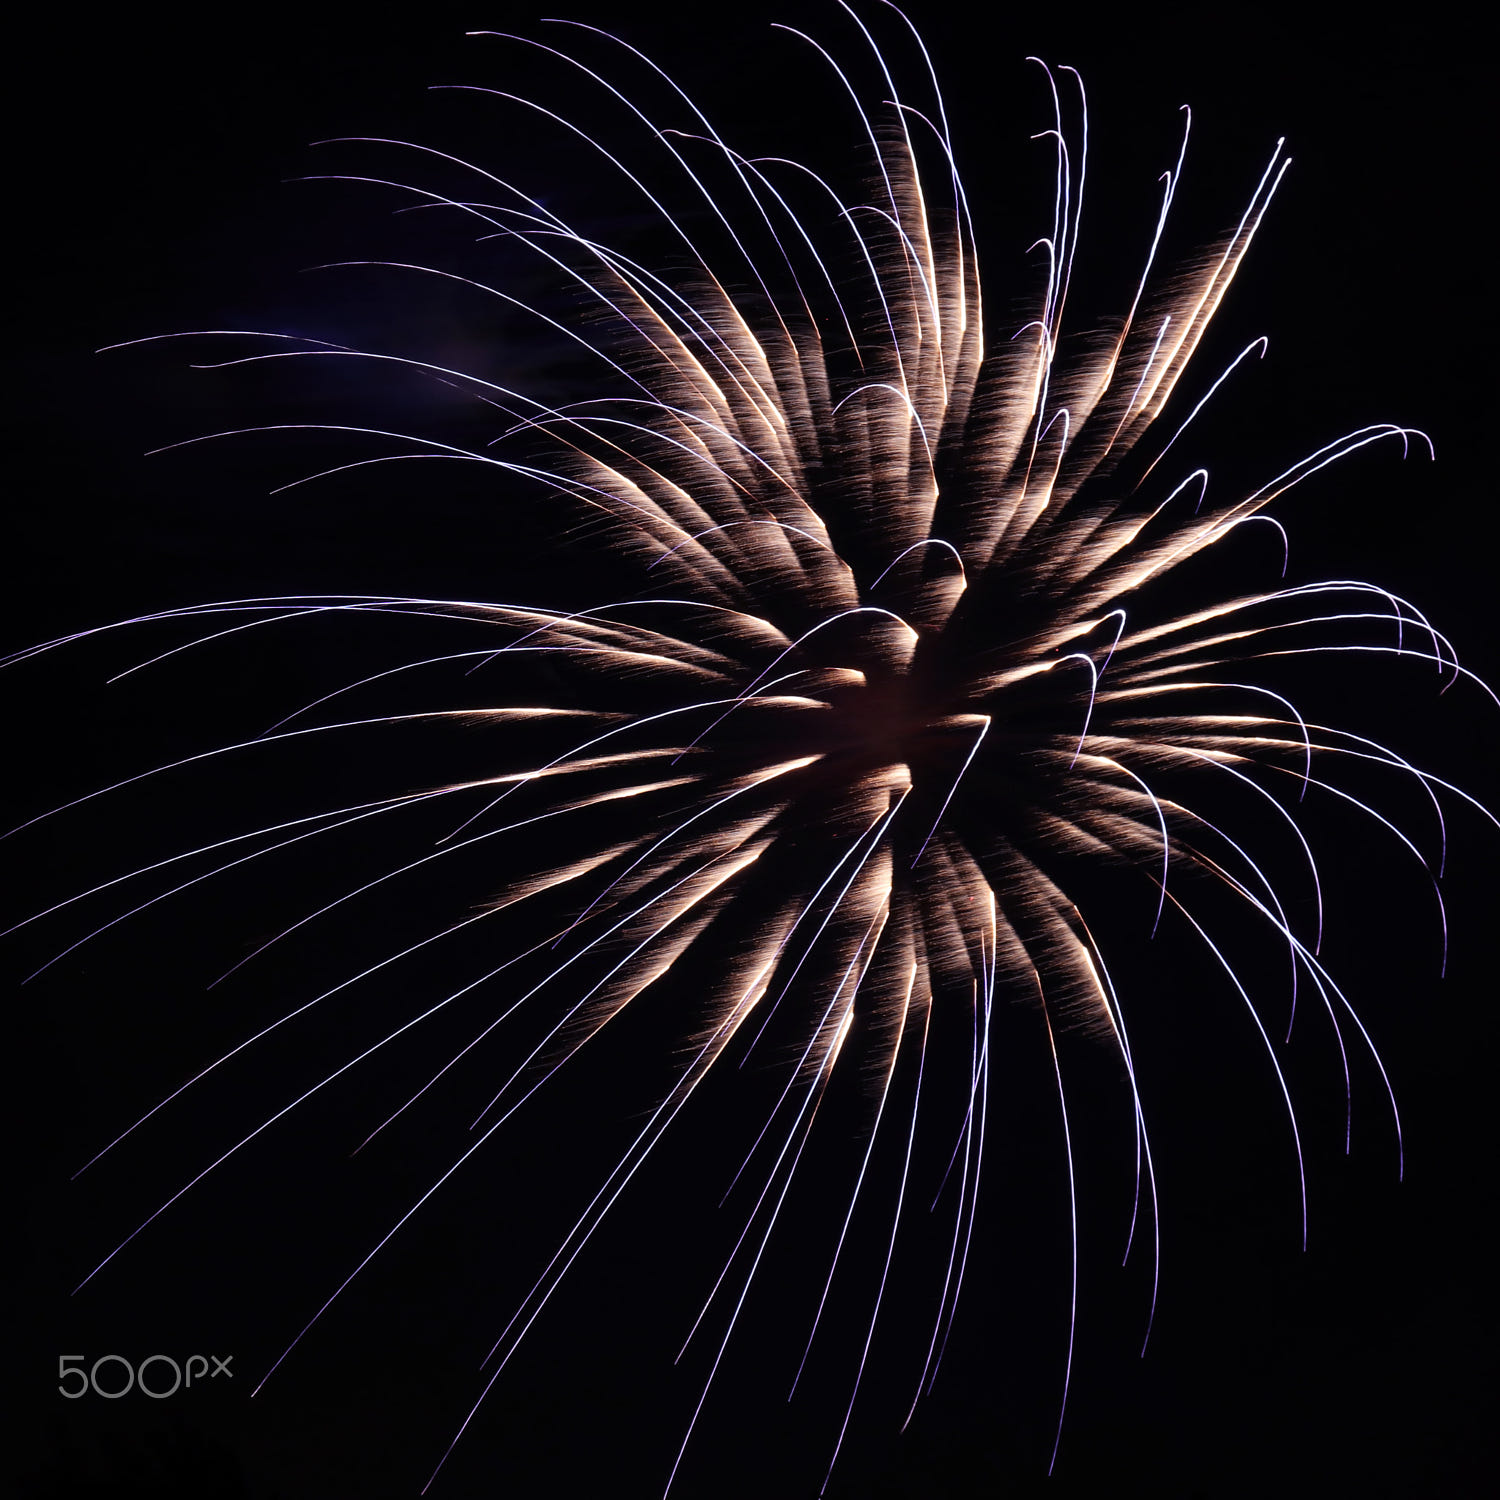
1104 678 1314 794
789 950 916 1396
5 706 539 845
557 756 819 942
1129 145 1289 427
189 285 644 402
918 955 991 1399
1037 980 1077 1475
549 19 846 320
910 715 990 868
73 901 529 1296
465 844 771 1133
479 946 782 1363
666 901 891 1500
907 879 995 1418
438 692 752 838
1291 719 1500 862
1164 891 1308 1249
442 955 781 1465
1267 764 1449 974
98 597 494 685
1247 424 1433 506
1089 106 1190 427
261 650 632 736
735 785 910 1078
772 22 926 399
713 605 919 716
472 31 799 364
1068 922 1161 1348
817 967 931 1494
432 82 780 403
1114 740 1325 952
1114 581 1449 670
255 846 764 1412
1165 793 1322 1040
1139 336 1269 483
1253 646 1499 710
1073 752 1170 933
1056 653 1100 767
19 784 469 986
647 518 848 574
866 537 966 593
1190 845 1354 1131
4 787 439 945
831 378 936 471
660 128 864 351
1225 515 1289 575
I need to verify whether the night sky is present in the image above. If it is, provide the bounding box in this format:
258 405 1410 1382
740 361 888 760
12 5 1492 1497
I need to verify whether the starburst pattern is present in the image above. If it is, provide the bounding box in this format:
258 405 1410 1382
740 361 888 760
9 7 1493 1494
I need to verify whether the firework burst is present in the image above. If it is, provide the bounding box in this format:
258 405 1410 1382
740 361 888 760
11 6 1493 1495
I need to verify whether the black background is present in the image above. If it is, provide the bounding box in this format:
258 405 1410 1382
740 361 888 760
10 4 1493 1497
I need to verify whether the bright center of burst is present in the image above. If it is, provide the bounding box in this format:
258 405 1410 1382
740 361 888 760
809 636 976 777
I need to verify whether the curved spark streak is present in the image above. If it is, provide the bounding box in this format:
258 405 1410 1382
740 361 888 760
1038 986 1078 1474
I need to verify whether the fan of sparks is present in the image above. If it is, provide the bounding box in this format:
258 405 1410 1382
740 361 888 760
9 5 1494 1492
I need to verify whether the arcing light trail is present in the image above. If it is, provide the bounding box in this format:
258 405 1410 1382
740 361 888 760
7 5 1494 1493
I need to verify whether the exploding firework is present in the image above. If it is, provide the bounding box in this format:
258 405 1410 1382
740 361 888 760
12 6 1493 1497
